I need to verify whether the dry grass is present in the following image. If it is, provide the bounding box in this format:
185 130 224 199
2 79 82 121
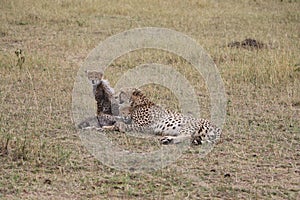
0 0 299 199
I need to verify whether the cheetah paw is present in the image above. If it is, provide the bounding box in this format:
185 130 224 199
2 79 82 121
160 136 174 145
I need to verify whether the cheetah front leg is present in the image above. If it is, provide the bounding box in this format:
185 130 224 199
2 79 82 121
102 125 115 131
101 121 124 131
101 116 132 131
110 121 155 134
160 126 198 145
160 134 192 145
102 122 137 132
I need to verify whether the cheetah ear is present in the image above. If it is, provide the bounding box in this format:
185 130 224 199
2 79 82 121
132 88 142 96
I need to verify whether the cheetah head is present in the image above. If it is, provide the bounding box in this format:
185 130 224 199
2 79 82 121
119 88 154 107
86 70 103 85
117 88 154 116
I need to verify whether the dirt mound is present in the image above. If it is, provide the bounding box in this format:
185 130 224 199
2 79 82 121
228 38 265 49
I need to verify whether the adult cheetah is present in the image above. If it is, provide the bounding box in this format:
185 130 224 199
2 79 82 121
113 88 222 145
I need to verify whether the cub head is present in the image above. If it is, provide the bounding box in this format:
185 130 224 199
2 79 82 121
15 49 23 57
86 70 103 85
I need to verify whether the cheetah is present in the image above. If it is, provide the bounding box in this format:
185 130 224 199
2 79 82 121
87 70 119 116
86 70 120 127
15 49 25 68
112 88 222 145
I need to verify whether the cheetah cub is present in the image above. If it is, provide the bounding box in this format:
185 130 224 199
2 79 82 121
15 49 25 68
86 70 119 127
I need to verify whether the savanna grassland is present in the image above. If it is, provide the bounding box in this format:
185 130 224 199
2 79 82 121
0 0 299 199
